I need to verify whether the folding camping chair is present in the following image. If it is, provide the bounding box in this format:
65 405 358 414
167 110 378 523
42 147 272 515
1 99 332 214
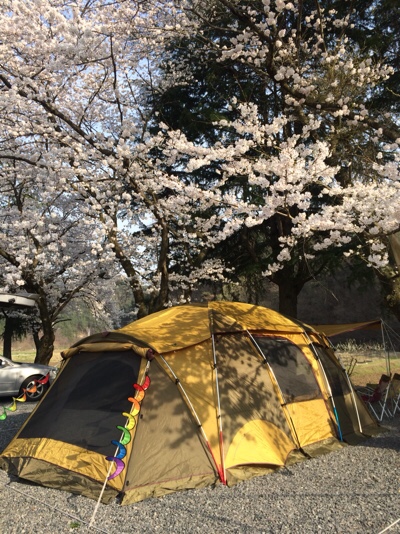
388 373 400 416
357 374 392 421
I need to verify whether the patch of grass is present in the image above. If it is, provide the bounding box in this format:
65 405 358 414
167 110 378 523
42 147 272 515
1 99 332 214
337 351 400 387
10 350 36 363
334 339 386 353
9 349 63 367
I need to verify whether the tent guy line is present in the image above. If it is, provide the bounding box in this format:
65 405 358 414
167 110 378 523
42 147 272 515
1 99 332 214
377 517 400 534
89 372 152 529
2 481 110 534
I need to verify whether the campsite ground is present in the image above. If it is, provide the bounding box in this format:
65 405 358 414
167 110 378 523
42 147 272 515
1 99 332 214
0 400 399 534
0 344 399 533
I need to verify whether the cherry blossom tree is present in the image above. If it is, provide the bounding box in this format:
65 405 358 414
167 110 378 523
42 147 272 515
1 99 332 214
153 0 400 316
0 0 399 348
0 0 232 360
0 158 118 362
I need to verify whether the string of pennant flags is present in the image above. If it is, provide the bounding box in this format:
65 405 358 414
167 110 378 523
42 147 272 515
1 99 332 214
106 374 151 480
0 373 50 420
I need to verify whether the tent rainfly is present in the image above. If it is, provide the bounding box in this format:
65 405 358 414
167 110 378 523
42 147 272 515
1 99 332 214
0 302 381 505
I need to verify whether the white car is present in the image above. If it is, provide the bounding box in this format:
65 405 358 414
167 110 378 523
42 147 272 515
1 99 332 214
0 356 57 401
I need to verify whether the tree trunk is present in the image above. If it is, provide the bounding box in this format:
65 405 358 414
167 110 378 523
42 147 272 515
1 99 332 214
109 233 147 318
278 282 299 318
2 315 13 360
150 219 169 313
35 327 55 365
376 271 400 323
272 262 307 319
34 298 55 365
33 330 40 354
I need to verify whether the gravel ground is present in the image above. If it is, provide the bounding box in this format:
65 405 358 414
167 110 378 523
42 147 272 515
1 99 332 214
0 399 399 534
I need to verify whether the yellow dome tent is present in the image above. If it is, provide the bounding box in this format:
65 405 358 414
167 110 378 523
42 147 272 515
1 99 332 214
0 302 380 505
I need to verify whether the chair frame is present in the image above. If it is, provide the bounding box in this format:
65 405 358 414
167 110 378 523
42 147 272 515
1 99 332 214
357 374 392 421
388 373 400 417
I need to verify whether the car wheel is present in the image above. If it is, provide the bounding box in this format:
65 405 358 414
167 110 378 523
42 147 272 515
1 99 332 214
20 375 49 402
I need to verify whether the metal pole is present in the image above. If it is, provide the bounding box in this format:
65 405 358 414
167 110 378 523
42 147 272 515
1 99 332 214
381 321 392 377
211 334 226 485
158 353 224 483
322 335 363 434
248 332 302 449
343 367 363 434
303 332 343 441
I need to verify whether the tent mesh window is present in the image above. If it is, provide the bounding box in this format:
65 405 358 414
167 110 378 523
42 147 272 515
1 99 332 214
253 336 322 403
18 350 142 456
311 344 351 396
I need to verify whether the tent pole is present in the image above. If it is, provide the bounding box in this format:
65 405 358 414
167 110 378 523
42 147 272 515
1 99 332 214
248 332 302 450
303 332 344 442
211 334 227 485
323 336 363 434
343 367 363 434
158 354 223 484
381 321 391 376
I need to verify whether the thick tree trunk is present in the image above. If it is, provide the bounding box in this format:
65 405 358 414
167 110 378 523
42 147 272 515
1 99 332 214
278 282 299 318
35 328 55 365
33 330 40 353
34 298 55 365
272 262 307 319
268 214 309 319
375 271 400 323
